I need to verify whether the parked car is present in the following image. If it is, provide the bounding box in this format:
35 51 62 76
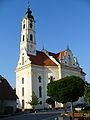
74 103 86 111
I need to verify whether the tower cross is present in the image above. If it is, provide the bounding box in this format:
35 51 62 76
28 1 30 8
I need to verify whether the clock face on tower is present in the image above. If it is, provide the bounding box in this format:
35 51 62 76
30 44 33 48
27 43 36 55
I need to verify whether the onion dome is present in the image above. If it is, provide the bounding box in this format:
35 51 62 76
25 8 34 20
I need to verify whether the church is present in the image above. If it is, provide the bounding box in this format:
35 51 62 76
15 7 86 110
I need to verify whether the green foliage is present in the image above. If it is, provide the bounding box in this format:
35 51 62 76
28 92 38 106
46 98 55 105
84 84 90 104
47 76 85 104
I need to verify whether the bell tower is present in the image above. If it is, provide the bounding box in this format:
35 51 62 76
20 7 36 56
16 8 36 109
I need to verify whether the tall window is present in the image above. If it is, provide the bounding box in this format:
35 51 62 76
40 101 42 105
22 87 24 96
23 35 25 41
23 24 25 29
68 54 72 65
39 86 42 98
30 23 32 28
38 76 41 83
22 57 24 65
22 100 24 109
22 78 24 84
68 54 70 58
30 34 33 41
50 76 53 82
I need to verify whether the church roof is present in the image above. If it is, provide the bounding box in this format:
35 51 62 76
0 75 18 100
28 51 58 66
49 50 66 62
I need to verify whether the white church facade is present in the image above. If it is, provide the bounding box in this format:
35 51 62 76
15 8 85 110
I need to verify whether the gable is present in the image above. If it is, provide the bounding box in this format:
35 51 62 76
49 49 79 68
0 75 18 100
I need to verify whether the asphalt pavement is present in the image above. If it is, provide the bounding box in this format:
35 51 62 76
1 111 61 120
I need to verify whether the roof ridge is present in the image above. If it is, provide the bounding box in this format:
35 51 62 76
28 50 58 66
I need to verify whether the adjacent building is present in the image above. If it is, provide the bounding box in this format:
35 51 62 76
15 7 86 110
0 75 18 114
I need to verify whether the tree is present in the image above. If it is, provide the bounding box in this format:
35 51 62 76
47 76 85 119
84 83 90 104
47 76 85 103
46 98 55 108
28 92 38 110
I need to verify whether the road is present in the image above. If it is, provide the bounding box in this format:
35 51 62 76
1 111 61 120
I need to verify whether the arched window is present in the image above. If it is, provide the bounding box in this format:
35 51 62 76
23 24 25 29
22 87 24 96
22 100 24 109
38 76 41 83
22 57 24 65
50 76 53 82
40 101 42 104
22 78 24 84
30 23 32 28
23 35 25 41
39 86 42 98
30 34 33 41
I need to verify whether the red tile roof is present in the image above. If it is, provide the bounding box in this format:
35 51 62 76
0 75 18 100
49 50 66 62
28 51 58 66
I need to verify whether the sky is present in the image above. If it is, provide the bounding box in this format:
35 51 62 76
0 0 90 88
